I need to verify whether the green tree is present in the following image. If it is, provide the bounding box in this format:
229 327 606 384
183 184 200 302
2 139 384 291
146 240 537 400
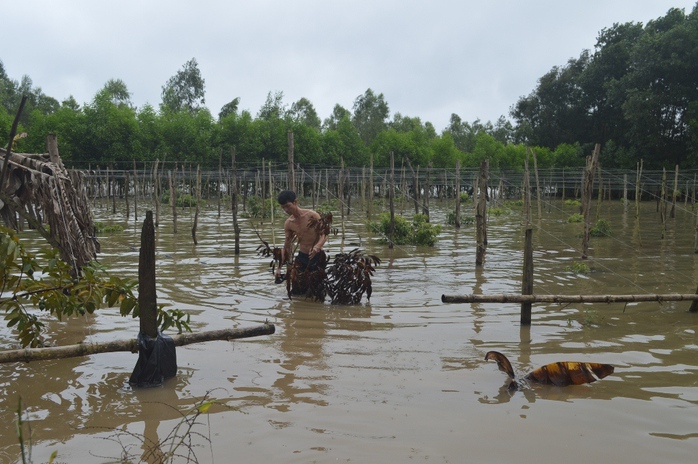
159 107 218 166
101 79 132 107
82 90 140 168
321 114 367 166
323 104 351 131
620 7 698 168
352 88 389 146
218 97 240 121
431 133 460 168
288 97 321 130
161 58 206 113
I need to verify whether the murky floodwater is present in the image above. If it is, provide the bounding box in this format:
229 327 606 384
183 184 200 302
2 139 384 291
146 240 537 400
1 198 697 463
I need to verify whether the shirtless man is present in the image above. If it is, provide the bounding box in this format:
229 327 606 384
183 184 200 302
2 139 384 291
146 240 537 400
275 190 328 281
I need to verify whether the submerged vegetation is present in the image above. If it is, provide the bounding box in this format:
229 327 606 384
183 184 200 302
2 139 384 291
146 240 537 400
369 212 442 246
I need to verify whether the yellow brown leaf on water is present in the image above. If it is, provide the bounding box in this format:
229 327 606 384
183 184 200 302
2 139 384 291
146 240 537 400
524 361 614 386
484 351 515 379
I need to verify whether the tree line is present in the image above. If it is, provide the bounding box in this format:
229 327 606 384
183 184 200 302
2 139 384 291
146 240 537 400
1 5 696 171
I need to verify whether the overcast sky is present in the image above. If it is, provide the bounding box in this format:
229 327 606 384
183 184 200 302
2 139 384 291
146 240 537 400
3 1 696 131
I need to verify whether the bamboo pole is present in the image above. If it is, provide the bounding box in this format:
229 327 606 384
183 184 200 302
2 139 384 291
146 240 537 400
0 324 276 364
442 293 698 304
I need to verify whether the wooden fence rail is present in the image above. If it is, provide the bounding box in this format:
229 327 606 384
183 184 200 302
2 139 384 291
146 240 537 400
442 293 698 305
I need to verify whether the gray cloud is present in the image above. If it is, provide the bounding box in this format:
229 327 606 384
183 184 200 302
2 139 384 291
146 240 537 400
4 0 695 130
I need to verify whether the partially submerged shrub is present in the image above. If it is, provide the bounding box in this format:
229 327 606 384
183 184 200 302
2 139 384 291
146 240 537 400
244 196 279 219
95 222 124 233
369 212 441 246
567 213 583 223
590 219 612 237
575 219 612 238
565 199 581 206
566 261 590 274
446 211 475 225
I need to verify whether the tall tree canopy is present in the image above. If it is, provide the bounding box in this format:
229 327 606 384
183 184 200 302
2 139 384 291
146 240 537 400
512 6 698 168
160 58 206 113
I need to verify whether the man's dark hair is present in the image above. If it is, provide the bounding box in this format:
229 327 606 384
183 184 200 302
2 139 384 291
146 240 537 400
278 190 297 205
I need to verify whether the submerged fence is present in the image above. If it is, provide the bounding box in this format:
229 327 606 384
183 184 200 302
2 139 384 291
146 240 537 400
78 163 698 207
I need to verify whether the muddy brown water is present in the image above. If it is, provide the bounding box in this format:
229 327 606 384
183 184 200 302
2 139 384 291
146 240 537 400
1 198 697 463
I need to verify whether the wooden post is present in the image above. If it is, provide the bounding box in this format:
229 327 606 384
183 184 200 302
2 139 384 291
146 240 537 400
623 174 629 212
192 165 201 245
671 164 678 218
368 153 374 219
232 147 241 255
455 160 461 228
139 211 158 338
288 130 295 193
125 171 130 220
581 144 600 259
521 227 533 325
389 151 395 249
339 158 346 244
153 159 160 227
133 159 139 222
635 159 643 219
476 159 489 266
218 149 222 218
168 170 177 234
423 162 431 220
405 156 419 215
661 168 668 239
530 148 542 221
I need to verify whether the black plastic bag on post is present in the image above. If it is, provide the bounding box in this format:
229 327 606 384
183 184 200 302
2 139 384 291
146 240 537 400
129 331 177 388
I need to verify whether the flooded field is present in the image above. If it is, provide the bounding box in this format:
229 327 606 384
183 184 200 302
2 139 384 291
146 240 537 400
1 197 697 463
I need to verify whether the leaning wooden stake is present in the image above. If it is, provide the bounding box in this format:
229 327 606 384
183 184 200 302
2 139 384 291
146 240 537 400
0 324 276 364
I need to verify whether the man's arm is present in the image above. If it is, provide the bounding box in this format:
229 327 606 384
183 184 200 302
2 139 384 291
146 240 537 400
277 222 295 276
309 211 328 258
